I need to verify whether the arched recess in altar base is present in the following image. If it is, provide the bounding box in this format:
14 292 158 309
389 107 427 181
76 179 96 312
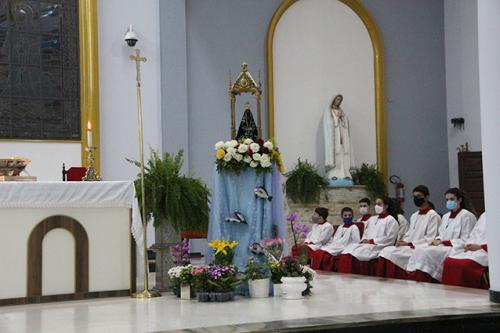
266 0 387 180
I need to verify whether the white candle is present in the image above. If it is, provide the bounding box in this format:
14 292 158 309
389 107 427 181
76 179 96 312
87 121 92 147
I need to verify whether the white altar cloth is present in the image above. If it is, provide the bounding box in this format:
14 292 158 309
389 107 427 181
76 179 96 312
0 181 144 254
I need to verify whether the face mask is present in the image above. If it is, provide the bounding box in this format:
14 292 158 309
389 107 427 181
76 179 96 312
413 197 425 207
359 207 369 215
311 216 321 224
446 200 457 210
375 205 384 214
343 216 353 224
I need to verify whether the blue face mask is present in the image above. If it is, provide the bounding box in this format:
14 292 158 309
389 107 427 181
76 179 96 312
446 200 458 210
343 216 353 224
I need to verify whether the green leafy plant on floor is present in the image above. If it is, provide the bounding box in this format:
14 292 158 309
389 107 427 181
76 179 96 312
350 163 387 199
285 159 327 204
128 149 210 232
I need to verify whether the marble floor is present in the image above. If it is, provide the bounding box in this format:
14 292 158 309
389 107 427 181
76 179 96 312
0 273 496 333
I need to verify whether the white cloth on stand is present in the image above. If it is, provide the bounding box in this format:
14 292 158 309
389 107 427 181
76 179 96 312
0 181 144 276
379 209 441 270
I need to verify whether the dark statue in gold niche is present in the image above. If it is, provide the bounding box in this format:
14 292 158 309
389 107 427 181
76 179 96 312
229 63 262 139
236 102 258 141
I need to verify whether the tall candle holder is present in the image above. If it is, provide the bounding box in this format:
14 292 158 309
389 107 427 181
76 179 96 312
83 146 101 181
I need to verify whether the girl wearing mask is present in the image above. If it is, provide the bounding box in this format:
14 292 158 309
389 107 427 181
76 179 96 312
406 188 477 282
376 185 441 278
338 196 399 275
311 207 361 270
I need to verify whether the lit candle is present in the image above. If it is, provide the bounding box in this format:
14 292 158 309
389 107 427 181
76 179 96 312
87 121 93 147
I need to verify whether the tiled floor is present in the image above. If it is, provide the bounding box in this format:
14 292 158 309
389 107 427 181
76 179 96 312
0 272 495 333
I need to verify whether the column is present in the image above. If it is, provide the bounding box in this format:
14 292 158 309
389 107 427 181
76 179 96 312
477 0 500 302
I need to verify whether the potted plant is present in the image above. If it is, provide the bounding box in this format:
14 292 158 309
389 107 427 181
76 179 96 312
279 256 316 299
270 261 284 297
208 239 238 265
351 163 387 199
207 265 240 302
245 257 270 298
192 266 211 302
285 159 327 204
128 149 210 289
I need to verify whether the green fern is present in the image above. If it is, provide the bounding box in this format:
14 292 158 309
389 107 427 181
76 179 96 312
127 149 210 232
350 163 387 199
285 159 327 204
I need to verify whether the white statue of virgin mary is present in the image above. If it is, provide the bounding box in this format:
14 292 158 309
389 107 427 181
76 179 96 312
323 94 355 180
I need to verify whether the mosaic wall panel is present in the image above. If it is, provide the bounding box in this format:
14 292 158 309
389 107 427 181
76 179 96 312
0 0 80 140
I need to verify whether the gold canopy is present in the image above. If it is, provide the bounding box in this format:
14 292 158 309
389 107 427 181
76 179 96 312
229 63 262 139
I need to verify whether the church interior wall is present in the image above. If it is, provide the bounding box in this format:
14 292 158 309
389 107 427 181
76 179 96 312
163 0 450 213
361 0 449 212
444 0 482 187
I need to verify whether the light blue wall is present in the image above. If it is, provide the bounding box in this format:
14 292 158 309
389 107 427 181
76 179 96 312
361 0 449 211
160 0 450 213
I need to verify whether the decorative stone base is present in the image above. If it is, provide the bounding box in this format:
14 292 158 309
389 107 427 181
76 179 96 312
285 185 369 248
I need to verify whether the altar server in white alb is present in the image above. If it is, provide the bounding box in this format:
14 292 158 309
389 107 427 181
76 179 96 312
406 188 477 282
322 207 361 255
394 199 410 241
442 212 488 289
304 207 334 251
311 207 361 270
377 185 441 278
338 196 399 274
357 197 373 224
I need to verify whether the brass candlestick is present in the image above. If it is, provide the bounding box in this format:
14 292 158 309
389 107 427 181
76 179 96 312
83 147 101 181
130 48 161 299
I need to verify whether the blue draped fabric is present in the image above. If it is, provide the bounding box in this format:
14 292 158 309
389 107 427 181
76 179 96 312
207 165 286 271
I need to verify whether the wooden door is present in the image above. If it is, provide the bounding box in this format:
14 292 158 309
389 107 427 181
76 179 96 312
458 151 484 215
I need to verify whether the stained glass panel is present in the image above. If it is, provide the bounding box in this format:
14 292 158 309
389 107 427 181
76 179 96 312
1 0 80 140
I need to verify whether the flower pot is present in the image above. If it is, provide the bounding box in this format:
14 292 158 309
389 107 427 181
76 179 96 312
210 291 235 302
273 283 282 297
180 284 191 300
248 278 270 298
196 292 211 302
281 276 306 300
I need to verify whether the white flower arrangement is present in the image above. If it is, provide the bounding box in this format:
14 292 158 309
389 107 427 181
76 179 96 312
215 137 282 173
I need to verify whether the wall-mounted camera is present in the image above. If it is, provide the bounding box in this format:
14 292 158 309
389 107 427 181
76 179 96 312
124 25 139 47
451 117 465 130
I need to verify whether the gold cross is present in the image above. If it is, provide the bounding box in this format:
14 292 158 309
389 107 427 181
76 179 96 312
130 49 147 84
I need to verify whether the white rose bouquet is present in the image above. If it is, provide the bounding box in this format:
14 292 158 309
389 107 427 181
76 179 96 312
214 137 284 173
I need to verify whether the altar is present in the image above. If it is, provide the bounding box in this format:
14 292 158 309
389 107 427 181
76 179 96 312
0 181 142 305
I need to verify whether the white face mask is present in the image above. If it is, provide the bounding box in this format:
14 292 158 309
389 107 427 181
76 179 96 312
374 205 384 214
359 207 369 215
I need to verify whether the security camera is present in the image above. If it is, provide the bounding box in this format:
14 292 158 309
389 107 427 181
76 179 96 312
124 25 138 47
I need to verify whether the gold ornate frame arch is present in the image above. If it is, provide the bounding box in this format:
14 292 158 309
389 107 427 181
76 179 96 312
266 0 387 179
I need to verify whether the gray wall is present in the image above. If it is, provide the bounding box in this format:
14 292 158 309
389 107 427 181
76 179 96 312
361 0 449 211
160 0 450 213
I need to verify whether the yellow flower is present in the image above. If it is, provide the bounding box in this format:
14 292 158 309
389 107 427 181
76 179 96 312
216 149 226 160
208 239 238 254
